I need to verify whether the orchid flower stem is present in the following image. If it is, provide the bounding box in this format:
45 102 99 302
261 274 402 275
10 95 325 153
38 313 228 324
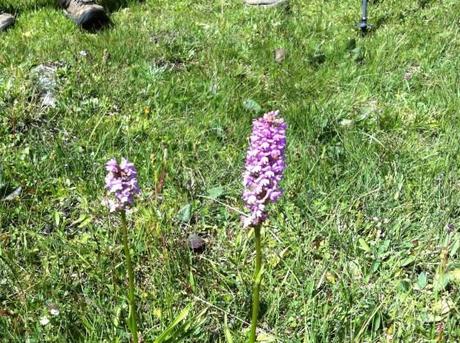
249 225 262 343
121 211 139 343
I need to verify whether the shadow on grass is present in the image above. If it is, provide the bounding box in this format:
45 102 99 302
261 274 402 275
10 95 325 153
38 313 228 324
99 0 145 12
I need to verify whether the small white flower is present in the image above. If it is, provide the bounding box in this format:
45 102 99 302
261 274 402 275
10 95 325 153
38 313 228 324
50 308 60 316
40 316 50 326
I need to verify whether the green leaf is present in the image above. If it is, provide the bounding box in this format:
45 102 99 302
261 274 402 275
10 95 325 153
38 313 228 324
398 280 410 292
447 269 460 283
207 186 225 199
243 99 262 113
373 312 381 332
78 233 91 244
255 265 265 284
189 268 195 292
434 273 449 291
113 305 121 326
78 216 93 228
176 204 192 223
370 260 381 273
54 211 61 227
358 238 371 253
400 255 416 267
450 237 460 256
377 240 390 256
224 314 234 343
417 272 427 289
154 303 193 343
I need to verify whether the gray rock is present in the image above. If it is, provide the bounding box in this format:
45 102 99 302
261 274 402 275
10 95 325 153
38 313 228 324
244 0 288 7
274 48 286 63
0 13 15 32
31 62 64 108
3 187 21 201
188 233 206 254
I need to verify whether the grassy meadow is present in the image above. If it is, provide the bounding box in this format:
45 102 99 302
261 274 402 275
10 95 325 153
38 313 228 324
1 0 460 341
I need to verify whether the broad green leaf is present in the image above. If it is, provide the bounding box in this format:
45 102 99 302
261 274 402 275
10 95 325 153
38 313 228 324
207 186 225 199
358 238 371 253
243 99 262 113
434 273 449 291
400 256 416 267
370 260 381 273
377 240 390 256
417 272 427 289
176 204 192 223
398 280 410 292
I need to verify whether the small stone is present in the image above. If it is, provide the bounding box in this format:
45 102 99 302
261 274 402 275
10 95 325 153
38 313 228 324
403 64 420 81
0 13 15 32
274 48 286 63
3 187 22 201
188 234 206 254
244 0 288 7
42 92 56 107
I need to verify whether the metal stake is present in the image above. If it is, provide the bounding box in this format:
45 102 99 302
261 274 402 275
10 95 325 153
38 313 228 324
358 0 372 35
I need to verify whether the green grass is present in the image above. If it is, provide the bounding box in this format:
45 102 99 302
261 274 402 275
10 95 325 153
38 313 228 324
1 0 460 341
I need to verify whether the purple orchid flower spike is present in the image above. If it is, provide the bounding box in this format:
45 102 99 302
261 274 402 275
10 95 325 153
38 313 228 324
104 158 140 212
103 157 140 342
242 110 287 228
243 110 287 343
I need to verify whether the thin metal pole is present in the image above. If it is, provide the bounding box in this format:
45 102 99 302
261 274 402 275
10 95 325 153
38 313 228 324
361 0 368 23
359 0 371 34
